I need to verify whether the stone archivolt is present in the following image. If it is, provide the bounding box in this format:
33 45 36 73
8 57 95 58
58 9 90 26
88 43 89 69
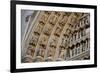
21 11 90 63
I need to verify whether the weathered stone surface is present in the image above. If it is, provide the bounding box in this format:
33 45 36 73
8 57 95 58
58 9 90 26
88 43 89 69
21 11 90 63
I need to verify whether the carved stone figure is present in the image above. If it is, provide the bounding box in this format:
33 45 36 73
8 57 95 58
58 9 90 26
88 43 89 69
80 43 82 53
39 14 49 24
72 49 75 57
64 29 71 36
54 26 62 37
66 48 70 58
73 32 76 43
59 14 68 27
29 35 38 46
43 24 53 36
26 46 35 57
82 41 85 52
69 15 77 24
60 37 67 48
36 46 46 57
49 14 59 25
58 47 66 59
77 44 80 54
47 47 56 58
34 24 43 35
49 37 58 48
39 35 48 46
